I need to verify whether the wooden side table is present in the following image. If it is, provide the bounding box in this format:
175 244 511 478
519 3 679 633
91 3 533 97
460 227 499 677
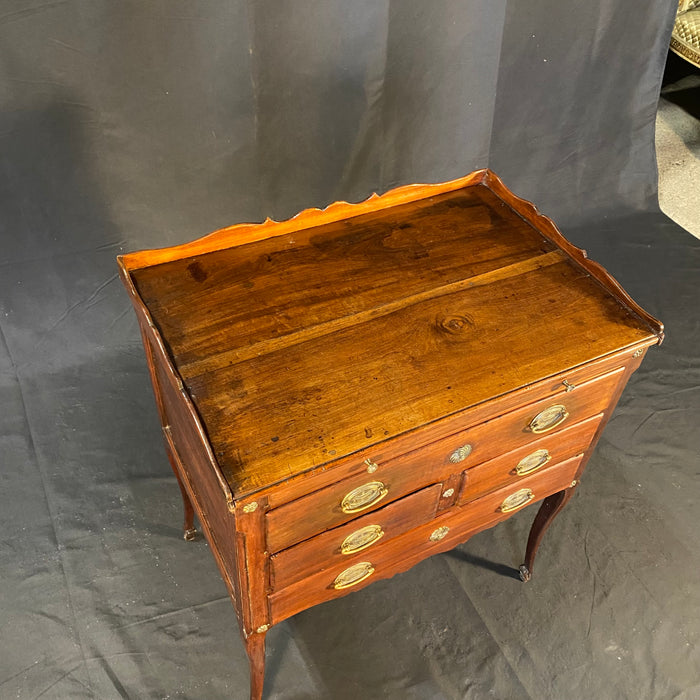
119 169 663 699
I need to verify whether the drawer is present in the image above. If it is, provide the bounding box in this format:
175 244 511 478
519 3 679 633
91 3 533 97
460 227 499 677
419 367 624 474
265 367 622 553
270 483 443 590
459 413 603 504
269 454 583 625
265 456 447 554
263 355 634 512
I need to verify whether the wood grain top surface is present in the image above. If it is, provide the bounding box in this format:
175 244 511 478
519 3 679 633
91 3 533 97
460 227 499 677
129 179 659 496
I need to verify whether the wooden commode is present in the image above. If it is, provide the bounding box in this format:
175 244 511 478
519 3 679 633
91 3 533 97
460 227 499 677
118 169 663 699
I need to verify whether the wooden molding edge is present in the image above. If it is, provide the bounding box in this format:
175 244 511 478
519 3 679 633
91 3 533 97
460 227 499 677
481 170 665 345
117 169 488 271
118 261 237 506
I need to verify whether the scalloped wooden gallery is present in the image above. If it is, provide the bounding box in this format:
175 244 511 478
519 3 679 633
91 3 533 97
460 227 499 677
118 170 663 699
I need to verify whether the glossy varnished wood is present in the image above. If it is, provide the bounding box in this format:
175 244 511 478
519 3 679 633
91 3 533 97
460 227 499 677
270 483 443 590
460 413 603 503
268 454 584 625
118 170 663 700
265 365 622 553
132 186 558 370
130 193 658 496
257 347 650 511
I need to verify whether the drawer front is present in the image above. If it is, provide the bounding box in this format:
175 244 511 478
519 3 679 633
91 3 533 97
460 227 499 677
266 457 447 554
270 483 443 590
265 367 622 553
263 355 635 512
421 367 623 474
459 413 603 504
269 454 582 625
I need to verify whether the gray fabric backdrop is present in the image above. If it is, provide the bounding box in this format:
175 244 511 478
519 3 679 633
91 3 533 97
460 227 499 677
2 1 699 698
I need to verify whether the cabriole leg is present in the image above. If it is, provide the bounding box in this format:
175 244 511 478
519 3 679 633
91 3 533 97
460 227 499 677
519 487 575 582
246 631 266 700
165 447 197 541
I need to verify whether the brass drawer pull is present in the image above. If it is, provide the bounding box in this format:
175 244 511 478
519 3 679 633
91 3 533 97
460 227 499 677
528 404 568 433
429 526 450 542
333 562 375 589
340 525 384 555
340 481 388 514
500 488 535 513
449 443 472 463
514 448 551 476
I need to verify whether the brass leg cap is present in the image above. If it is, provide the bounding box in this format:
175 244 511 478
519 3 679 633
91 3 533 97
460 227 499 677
518 565 531 583
184 528 197 541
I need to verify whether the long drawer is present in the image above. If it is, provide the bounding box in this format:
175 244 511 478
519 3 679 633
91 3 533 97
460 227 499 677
263 353 637 512
429 368 623 474
268 454 583 624
265 368 623 553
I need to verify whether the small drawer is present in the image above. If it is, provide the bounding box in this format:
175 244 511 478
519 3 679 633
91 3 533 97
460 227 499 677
268 455 583 625
270 483 443 590
458 413 603 504
266 454 447 553
453 453 582 525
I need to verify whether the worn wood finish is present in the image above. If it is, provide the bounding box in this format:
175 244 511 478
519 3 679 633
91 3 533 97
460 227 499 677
481 171 664 343
137 254 653 497
268 455 583 625
259 345 652 511
459 413 603 503
519 488 576 583
244 631 266 700
118 170 663 699
266 365 621 552
164 437 197 540
133 187 560 372
270 483 443 590
264 449 446 554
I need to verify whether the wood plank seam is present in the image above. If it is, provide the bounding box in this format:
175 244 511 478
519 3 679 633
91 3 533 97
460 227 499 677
180 249 568 375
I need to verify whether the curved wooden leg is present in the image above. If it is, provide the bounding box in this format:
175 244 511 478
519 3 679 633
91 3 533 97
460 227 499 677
165 446 197 541
245 631 266 700
519 487 575 582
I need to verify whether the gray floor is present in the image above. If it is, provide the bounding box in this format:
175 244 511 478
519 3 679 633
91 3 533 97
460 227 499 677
656 66 700 239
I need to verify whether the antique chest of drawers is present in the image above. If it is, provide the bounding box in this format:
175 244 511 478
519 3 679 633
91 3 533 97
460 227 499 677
118 169 663 699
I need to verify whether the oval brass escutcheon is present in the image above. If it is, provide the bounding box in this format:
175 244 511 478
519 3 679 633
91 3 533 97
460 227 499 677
514 448 551 476
333 562 375 589
449 444 472 463
500 488 535 513
528 404 568 433
340 525 384 555
430 526 450 542
340 481 388 514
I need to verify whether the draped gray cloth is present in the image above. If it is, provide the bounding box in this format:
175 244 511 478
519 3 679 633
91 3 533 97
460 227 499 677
2 1 699 698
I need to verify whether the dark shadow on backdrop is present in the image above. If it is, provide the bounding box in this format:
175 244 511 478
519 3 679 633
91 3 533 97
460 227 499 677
660 52 700 119
1 2 699 698
0 98 122 267
446 549 522 581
